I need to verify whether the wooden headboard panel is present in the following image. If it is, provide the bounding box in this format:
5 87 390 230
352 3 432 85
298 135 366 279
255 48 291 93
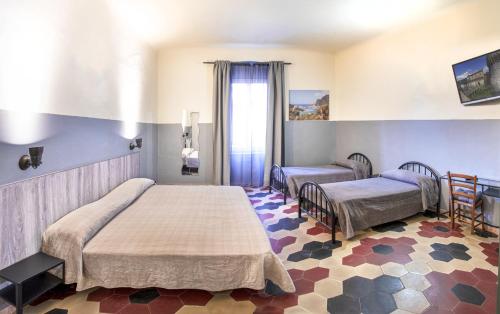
0 153 140 269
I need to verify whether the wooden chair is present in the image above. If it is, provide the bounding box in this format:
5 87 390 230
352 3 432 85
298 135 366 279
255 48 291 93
447 171 485 234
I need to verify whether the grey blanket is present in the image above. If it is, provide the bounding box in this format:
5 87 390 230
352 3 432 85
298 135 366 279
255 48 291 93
321 171 438 239
283 160 370 199
381 169 439 210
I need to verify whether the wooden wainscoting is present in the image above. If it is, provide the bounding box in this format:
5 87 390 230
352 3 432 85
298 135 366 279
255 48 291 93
0 153 140 270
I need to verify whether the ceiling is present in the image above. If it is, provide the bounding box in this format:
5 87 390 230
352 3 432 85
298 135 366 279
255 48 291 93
107 0 465 52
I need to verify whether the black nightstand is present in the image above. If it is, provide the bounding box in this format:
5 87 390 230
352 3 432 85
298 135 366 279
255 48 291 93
0 253 64 314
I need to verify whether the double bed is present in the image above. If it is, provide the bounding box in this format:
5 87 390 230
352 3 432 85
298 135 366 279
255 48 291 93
298 162 441 241
42 179 295 293
269 153 373 204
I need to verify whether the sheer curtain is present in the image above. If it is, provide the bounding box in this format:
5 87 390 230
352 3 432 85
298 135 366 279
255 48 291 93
229 64 269 187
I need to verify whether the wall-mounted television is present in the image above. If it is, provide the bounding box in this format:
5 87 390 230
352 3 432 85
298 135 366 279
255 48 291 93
452 49 500 105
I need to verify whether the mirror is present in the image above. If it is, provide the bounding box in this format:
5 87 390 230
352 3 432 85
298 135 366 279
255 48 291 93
181 111 200 175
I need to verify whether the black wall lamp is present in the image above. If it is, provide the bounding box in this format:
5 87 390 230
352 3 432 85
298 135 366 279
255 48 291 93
19 146 44 170
129 138 143 150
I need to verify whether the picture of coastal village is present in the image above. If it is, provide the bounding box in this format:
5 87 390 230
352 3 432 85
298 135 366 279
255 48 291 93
289 90 329 120
454 50 500 104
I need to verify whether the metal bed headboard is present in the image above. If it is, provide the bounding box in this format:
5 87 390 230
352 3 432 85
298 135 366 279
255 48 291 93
398 161 441 217
347 153 373 177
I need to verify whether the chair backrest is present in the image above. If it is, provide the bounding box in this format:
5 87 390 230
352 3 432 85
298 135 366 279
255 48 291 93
447 171 478 207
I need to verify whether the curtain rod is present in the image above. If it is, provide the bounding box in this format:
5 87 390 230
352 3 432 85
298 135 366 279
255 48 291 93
203 61 292 65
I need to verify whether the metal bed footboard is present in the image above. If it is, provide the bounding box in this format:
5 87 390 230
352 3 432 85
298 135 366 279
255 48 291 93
298 182 337 242
398 161 442 219
269 164 289 204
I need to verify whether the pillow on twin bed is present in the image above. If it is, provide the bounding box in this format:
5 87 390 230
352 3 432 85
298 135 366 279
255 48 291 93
335 159 370 179
380 169 439 209
42 178 155 284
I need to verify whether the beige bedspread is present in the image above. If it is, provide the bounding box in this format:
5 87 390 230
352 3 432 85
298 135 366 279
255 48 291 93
44 182 294 293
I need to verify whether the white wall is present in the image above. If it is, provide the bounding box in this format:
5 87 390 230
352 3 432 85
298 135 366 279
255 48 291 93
157 45 335 123
333 0 500 121
0 0 157 125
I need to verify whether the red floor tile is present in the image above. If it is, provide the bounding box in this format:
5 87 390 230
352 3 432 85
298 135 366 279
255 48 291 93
471 268 497 282
351 245 372 256
118 304 150 314
149 296 183 314
342 254 366 267
293 279 315 295
303 267 329 282
270 293 298 308
450 270 479 286
99 294 130 313
254 305 284 314
179 290 213 306
288 269 304 280
114 288 138 295
230 288 255 301
423 287 459 311
453 302 486 314
87 288 114 302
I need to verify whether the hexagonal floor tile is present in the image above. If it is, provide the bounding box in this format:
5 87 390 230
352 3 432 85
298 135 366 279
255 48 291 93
129 288 160 304
360 291 397 314
327 294 360 314
381 262 408 277
373 275 404 294
394 289 430 313
400 273 431 291
343 276 374 298
372 244 395 255
451 283 486 305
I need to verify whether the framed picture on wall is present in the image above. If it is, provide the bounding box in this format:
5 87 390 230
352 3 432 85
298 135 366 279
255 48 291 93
452 49 500 105
289 90 329 120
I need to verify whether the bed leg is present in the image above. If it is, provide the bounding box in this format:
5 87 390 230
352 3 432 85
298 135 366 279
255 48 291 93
436 196 440 220
331 215 336 243
298 197 302 218
283 193 287 205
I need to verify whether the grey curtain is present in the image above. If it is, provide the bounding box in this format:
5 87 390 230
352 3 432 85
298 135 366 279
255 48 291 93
212 61 231 185
264 61 286 186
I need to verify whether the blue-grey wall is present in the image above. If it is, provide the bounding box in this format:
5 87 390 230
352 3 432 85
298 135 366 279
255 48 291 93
0 110 157 186
285 121 336 166
335 120 500 179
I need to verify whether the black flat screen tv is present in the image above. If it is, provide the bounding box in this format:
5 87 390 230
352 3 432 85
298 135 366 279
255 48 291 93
452 49 500 105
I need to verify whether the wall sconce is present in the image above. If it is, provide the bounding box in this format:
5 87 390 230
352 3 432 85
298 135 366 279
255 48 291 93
129 138 143 150
19 146 44 170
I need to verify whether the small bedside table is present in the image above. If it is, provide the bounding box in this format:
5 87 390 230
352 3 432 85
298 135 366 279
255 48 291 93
0 252 64 314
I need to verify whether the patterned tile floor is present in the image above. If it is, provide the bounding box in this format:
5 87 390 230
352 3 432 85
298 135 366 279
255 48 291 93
23 187 498 314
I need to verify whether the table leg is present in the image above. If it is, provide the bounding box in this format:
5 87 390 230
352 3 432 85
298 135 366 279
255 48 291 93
15 284 22 314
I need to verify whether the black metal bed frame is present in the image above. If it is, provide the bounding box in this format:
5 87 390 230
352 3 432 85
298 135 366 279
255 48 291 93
298 161 441 243
269 153 373 205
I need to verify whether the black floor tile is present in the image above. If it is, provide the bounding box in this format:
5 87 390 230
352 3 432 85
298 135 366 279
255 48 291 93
372 244 394 255
451 283 485 305
360 291 396 314
429 250 453 262
327 294 361 314
373 275 404 294
129 288 160 304
343 276 375 298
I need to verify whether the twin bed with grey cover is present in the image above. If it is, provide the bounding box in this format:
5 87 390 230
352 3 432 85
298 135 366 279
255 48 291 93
269 153 373 204
299 162 441 241
42 179 295 293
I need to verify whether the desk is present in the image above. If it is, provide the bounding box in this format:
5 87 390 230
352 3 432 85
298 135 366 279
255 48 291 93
441 176 500 229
